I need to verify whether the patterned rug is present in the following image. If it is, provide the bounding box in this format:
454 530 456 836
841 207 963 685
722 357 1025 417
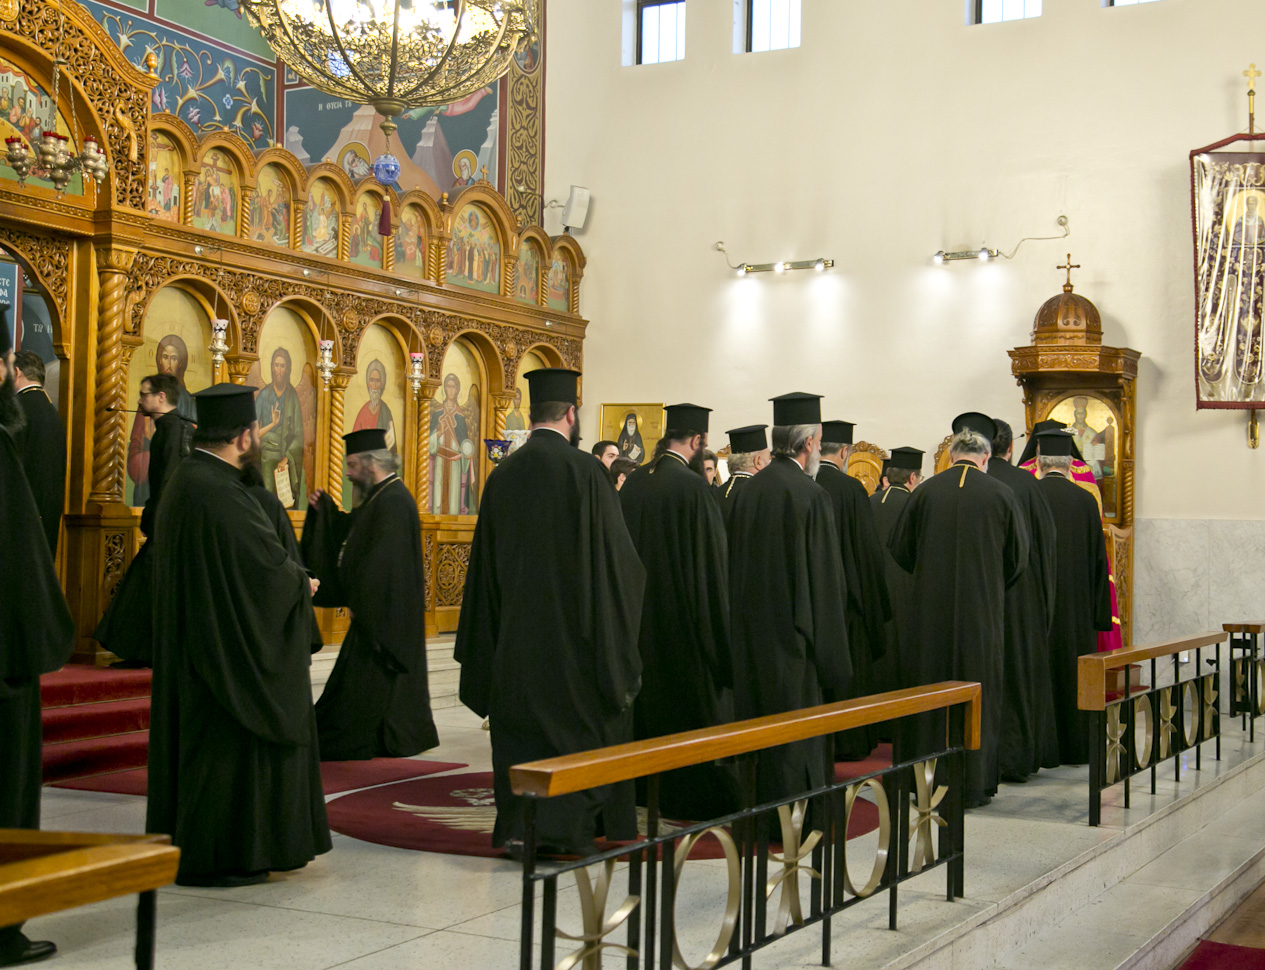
326 770 882 859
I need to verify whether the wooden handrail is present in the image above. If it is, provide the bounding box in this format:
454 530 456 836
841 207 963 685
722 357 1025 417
510 682 981 799
1077 631 1227 712
1224 622 1265 634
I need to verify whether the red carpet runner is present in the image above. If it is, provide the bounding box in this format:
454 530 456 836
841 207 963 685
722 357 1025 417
41 667 153 783
1179 941 1265 970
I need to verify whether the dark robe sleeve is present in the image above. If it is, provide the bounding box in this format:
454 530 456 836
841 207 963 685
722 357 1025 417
696 491 732 689
1029 490 1059 633
1090 519 1113 632
806 492 852 694
140 413 185 538
888 492 920 575
168 484 316 746
841 479 892 660
454 487 498 717
1002 492 1031 590
301 491 352 607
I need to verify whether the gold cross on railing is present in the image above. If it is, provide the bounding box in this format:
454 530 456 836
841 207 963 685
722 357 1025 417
480 165 489 183
1246 63 1261 93
1247 64 1261 135
1057 253 1081 290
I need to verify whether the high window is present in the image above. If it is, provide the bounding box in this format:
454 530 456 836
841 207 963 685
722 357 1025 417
638 1 686 65
975 0 1042 24
747 0 801 53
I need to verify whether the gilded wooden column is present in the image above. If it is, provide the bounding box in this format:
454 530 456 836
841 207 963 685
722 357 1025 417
327 372 351 507
89 246 138 505
181 172 196 225
414 380 438 512
239 188 253 239
492 392 513 440
291 200 305 250
430 237 446 285
225 357 254 385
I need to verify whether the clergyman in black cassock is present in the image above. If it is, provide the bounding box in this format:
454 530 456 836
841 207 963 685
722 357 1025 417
0 331 74 966
619 404 736 820
728 393 850 814
148 384 330 886
94 374 190 664
979 418 1060 778
719 424 768 531
303 428 439 760
889 430 1029 808
817 420 891 759
868 448 923 698
455 369 646 854
12 351 65 556
1033 432 1112 766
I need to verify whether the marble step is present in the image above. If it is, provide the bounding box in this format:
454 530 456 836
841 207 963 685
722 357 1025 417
310 640 463 709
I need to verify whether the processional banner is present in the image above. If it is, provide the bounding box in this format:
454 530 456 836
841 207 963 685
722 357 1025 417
1191 149 1265 406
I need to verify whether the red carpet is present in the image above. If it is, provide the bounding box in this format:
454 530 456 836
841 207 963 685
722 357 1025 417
1180 941 1265 969
49 758 468 797
41 667 153 783
835 743 893 783
326 771 882 858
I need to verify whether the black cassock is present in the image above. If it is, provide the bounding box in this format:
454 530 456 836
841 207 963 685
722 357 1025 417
869 485 915 697
94 409 189 663
719 472 753 531
619 451 736 819
1038 473 1112 766
303 477 438 760
728 456 850 809
456 429 645 852
0 428 73 953
889 461 1028 805
148 451 330 880
14 385 65 555
988 459 1059 778
816 462 891 759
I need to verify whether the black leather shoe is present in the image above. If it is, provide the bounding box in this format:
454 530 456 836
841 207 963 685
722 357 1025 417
0 939 57 967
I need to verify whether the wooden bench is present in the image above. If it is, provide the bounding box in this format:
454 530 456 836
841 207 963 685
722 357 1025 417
1078 631 1228 826
0 830 180 970
510 682 981 970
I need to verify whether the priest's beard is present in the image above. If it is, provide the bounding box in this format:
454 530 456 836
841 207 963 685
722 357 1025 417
241 458 265 489
0 367 25 437
568 420 581 448
804 443 821 479
688 448 707 478
241 431 262 472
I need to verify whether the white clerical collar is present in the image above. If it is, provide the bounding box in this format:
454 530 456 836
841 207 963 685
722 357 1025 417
194 448 239 469
661 449 690 467
532 426 570 441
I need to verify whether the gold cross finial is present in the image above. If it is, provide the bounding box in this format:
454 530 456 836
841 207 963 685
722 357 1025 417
1057 253 1081 291
480 165 489 183
1246 63 1261 92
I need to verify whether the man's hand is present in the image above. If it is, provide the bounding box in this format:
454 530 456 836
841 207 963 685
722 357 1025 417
277 457 288 473
309 577 321 597
271 403 281 425
309 487 326 508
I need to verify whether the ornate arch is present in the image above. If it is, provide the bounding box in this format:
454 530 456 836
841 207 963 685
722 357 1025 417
0 226 70 335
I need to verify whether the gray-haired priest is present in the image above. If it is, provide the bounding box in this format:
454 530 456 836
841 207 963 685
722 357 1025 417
728 392 850 819
303 428 438 761
888 421 1028 809
619 402 737 820
455 368 646 857
719 424 769 530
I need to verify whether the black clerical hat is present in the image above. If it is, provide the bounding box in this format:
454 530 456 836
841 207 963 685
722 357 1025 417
345 428 388 455
770 392 822 426
821 420 855 445
524 367 580 406
727 424 768 453
887 446 924 471
951 411 997 441
1034 430 1075 457
664 402 711 434
0 304 10 356
1017 418 1084 465
193 383 256 432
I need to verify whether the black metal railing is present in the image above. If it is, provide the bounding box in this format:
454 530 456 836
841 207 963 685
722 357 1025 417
1225 623 1265 739
511 685 979 970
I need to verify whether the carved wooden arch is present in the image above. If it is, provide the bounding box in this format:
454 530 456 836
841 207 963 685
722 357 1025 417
149 114 198 176
396 188 443 239
194 132 255 179
304 162 356 213
353 311 421 374
0 0 156 211
437 326 509 398
549 234 586 315
258 294 335 354
515 227 551 306
444 185 517 297
252 148 309 196
131 274 241 350
0 226 71 339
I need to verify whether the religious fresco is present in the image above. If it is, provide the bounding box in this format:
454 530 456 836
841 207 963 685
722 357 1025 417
343 324 405 511
546 256 571 311
515 243 541 305
0 56 83 195
601 404 666 467
502 349 546 449
282 86 499 199
190 150 239 234
245 307 317 510
446 204 500 294
429 339 482 515
89 4 276 151
250 164 291 246
394 204 427 278
147 132 181 223
1049 394 1120 519
125 287 212 506
301 178 340 257
348 194 384 268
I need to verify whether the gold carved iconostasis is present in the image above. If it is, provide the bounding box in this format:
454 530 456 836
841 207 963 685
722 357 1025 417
0 0 586 659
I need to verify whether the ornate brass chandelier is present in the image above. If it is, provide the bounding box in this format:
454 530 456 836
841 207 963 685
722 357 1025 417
240 1 538 132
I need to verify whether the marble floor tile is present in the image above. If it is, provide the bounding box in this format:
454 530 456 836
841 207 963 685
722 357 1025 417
331 928 520 970
1128 831 1263 890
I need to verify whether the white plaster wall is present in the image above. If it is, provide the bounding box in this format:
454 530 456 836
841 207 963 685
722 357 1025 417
540 0 1265 520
